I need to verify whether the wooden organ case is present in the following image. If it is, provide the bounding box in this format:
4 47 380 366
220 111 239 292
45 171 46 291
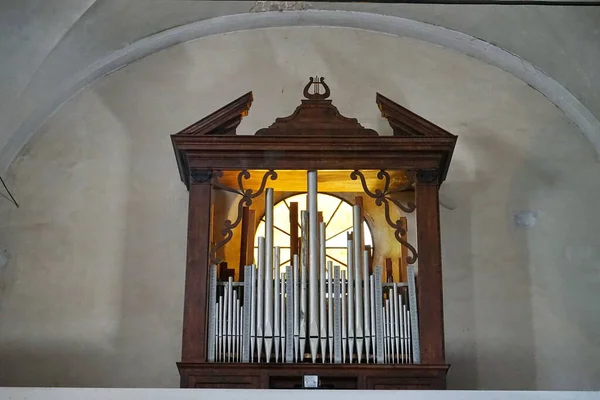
171 78 457 390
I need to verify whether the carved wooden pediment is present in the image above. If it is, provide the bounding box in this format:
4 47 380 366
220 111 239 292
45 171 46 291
255 77 377 137
171 77 458 187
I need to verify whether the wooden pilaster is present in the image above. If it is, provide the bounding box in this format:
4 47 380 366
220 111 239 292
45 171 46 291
415 169 445 364
181 170 213 363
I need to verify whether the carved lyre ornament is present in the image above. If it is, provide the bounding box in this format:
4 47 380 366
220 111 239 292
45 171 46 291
303 76 331 100
255 76 378 136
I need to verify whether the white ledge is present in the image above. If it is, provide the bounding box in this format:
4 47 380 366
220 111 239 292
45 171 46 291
1 388 599 400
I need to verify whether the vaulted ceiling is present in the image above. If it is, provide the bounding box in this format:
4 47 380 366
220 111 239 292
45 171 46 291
1 1 599 173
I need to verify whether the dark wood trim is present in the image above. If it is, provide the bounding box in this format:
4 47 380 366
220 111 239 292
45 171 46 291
290 202 299 257
400 216 409 282
415 175 445 363
178 363 449 390
239 206 255 279
181 181 213 362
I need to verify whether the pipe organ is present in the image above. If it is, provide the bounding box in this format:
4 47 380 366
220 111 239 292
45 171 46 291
208 178 420 366
171 77 457 389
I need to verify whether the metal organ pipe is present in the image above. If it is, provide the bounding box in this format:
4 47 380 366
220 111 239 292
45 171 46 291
346 235 355 363
327 260 334 363
256 237 265 362
300 211 308 362
307 170 319 363
274 246 281 362
319 221 327 361
264 188 274 363
205 170 422 366
352 205 364 363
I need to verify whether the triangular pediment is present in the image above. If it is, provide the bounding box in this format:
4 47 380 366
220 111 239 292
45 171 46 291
174 92 253 136
376 93 457 138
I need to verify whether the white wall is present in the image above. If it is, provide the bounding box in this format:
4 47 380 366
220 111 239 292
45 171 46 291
0 27 599 390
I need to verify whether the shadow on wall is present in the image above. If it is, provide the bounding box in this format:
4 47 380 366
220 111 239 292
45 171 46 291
439 180 478 390
440 131 537 390
507 123 600 390
0 49 198 388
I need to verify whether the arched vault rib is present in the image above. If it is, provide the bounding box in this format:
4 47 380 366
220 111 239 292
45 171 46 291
1 9 599 173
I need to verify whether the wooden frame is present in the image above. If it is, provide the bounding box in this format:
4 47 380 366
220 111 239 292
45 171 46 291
171 77 457 389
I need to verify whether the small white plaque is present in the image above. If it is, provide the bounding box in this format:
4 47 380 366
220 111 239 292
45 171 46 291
303 375 319 389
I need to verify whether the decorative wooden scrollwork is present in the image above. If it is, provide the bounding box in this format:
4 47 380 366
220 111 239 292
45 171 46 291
210 169 278 263
350 169 418 264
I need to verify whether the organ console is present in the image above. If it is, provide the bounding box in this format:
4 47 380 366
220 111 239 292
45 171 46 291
171 77 457 389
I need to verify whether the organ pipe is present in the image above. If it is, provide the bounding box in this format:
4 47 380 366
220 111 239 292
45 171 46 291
207 170 420 364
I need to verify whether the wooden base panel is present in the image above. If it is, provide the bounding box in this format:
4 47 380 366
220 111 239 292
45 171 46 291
177 363 449 390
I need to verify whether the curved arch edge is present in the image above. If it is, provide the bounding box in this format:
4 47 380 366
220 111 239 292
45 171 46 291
1 10 599 173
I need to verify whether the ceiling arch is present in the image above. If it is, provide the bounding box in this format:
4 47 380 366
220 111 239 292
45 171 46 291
0 9 598 173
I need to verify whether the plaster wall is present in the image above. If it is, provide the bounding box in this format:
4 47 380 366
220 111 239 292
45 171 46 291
0 27 599 390
1 2 599 172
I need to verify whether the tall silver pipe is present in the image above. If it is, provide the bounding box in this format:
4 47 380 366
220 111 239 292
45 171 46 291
264 188 274 363
369 275 375 363
399 295 405 364
363 250 371 363
406 307 411 363
392 283 400 364
346 237 354 363
385 298 392 364
274 246 281 362
227 277 233 362
237 306 244 362
408 266 421 364
256 237 265 362
217 298 222 362
333 265 342 364
373 266 384 364
307 170 319 363
233 290 238 362
280 271 286 363
293 255 300 362
250 265 257 362
207 265 217 362
352 205 364 363
242 265 253 363
327 260 334 363
286 265 295 363
319 222 327 361
300 211 308 362
341 270 347 363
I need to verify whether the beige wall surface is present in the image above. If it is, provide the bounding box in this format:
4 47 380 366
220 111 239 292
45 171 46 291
0 27 598 389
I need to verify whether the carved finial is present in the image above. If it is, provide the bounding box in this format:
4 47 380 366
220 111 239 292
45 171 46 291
303 76 331 100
